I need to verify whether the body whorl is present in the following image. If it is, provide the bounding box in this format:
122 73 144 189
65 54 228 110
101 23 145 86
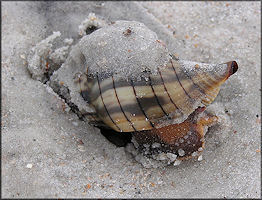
78 58 237 132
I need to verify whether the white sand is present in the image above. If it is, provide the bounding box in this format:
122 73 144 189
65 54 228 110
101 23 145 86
2 1 260 198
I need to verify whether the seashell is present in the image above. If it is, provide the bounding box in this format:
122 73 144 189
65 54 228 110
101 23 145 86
74 20 238 161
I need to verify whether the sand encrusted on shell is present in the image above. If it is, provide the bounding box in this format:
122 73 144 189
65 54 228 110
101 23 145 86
178 60 229 78
78 20 171 80
78 12 108 36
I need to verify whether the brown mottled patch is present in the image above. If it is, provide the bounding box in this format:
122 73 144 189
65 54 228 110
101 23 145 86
123 28 132 36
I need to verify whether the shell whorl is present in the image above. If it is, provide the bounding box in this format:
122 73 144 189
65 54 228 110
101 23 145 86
78 59 237 132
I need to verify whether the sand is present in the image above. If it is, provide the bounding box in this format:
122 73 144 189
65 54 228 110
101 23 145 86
2 1 261 198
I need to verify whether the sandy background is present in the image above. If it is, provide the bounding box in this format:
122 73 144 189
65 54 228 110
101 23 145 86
2 1 261 198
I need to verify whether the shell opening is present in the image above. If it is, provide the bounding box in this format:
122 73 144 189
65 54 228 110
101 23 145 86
132 106 218 160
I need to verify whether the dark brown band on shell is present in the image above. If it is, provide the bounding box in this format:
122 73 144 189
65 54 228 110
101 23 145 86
88 70 189 102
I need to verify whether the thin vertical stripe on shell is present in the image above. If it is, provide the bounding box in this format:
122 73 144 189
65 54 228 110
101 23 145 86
112 76 137 131
148 76 169 117
130 79 155 128
191 72 221 97
96 74 121 131
171 59 193 100
158 68 180 111
182 70 218 102
178 66 207 96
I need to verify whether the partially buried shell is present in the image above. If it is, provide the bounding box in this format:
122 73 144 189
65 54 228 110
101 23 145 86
74 20 238 161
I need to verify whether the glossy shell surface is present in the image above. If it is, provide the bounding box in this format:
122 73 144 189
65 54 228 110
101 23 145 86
78 57 236 133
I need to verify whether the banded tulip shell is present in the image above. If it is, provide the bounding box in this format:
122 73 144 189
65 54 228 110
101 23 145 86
74 20 238 160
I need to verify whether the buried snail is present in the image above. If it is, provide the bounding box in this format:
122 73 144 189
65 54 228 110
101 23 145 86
72 20 238 162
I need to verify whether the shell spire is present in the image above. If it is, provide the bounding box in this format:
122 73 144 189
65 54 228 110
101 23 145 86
177 59 238 105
